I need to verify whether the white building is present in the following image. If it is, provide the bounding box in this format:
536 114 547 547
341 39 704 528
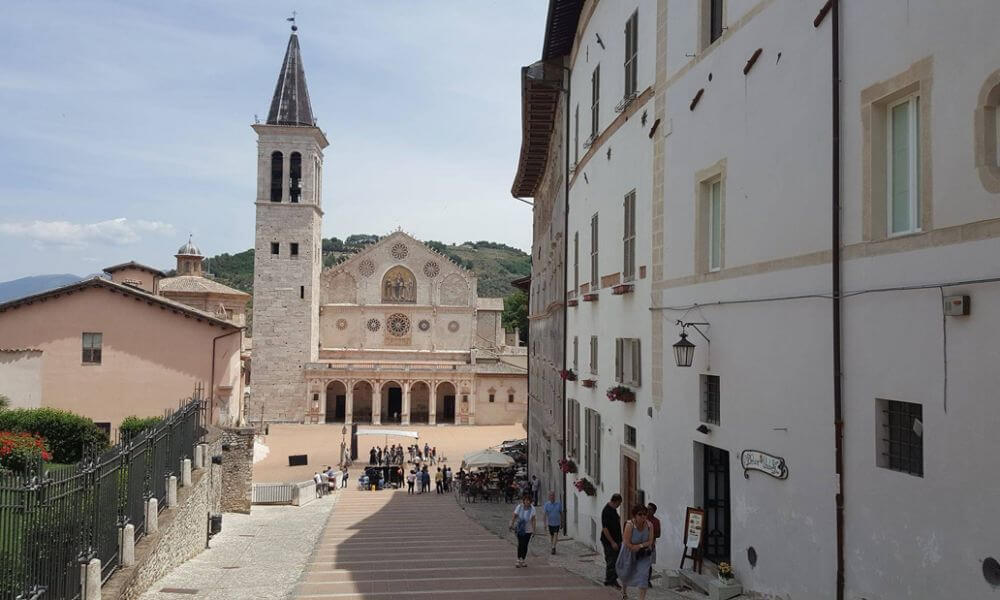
514 1 1000 598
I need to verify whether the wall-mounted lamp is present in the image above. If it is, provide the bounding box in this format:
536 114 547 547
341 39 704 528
673 320 711 367
696 424 711 435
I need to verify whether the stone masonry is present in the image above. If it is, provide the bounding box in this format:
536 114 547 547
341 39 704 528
220 427 255 514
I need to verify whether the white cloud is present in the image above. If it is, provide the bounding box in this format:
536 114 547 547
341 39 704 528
0 218 175 247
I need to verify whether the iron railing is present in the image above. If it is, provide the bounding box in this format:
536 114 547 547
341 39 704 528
0 399 204 600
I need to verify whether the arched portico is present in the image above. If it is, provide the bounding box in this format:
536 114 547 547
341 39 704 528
325 380 347 423
435 381 457 424
380 380 403 424
352 381 374 424
410 381 431 424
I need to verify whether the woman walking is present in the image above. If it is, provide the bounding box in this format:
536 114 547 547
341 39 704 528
615 505 654 599
508 493 537 568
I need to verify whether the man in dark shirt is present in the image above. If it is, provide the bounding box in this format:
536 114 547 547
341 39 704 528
601 493 623 587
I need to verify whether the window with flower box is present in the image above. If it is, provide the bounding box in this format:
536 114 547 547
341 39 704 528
615 338 641 387
584 408 602 484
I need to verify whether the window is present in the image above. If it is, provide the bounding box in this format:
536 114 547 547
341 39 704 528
590 213 599 288
623 190 636 281
95 422 111 438
270 151 283 202
978 71 1000 192
290 242 299 256
584 408 602 484
877 399 923 477
567 399 580 458
701 374 720 425
574 105 580 164
508 393 514 403
489 393 495 403
573 232 580 292
701 0 725 49
289 152 302 203
709 180 722 271
624 11 638 98
270 242 279 255
888 97 921 235
615 338 641 386
573 336 579 371
299 285 304 299
589 336 598 375
624 424 637 447
591 65 601 138
82 332 102 364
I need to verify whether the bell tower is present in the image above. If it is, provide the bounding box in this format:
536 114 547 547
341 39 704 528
249 25 327 423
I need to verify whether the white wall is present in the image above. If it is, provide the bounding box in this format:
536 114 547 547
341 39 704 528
0 350 42 409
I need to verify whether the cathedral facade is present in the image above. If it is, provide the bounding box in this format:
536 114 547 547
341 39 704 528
249 31 526 426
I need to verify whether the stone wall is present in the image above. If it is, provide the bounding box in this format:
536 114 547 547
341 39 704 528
220 427 254 514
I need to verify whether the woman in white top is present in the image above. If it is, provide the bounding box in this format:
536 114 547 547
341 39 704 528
508 493 537 568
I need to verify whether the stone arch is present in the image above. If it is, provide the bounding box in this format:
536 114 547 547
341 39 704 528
380 380 404 424
352 381 374 424
410 381 431 424
381 265 417 304
439 273 469 306
435 381 457 424
321 271 358 304
325 380 347 423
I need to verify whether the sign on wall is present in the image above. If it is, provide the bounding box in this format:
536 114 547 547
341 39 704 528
740 449 788 480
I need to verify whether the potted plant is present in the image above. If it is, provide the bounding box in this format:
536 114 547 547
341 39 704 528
718 562 735 584
606 385 636 402
574 477 597 496
581 378 597 388
558 458 578 474
560 368 577 381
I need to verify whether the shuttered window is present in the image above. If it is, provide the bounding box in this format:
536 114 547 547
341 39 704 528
82 332 102 364
591 214 599 288
591 65 601 137
624 11 638 97
615 338 642 386
623 190 636 281
590 336 598 375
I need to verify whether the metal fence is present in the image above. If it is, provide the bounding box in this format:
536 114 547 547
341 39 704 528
0 399 205 600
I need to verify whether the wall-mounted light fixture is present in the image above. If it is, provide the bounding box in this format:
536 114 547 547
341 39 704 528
673 320 711 367
696 424 711 435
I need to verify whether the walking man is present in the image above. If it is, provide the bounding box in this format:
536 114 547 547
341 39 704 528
407 469 416 494
601 493 623 588
543 491 562 555
435 467 444 494
530 475 540 505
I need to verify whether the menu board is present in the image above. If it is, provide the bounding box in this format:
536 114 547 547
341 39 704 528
683 507 705 549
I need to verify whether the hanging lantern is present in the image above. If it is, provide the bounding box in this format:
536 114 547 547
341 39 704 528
673 331 696 367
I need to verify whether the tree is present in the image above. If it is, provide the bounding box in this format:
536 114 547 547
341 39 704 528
502 290 529 344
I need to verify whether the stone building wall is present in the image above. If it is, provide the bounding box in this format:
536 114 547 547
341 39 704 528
220 427 254 514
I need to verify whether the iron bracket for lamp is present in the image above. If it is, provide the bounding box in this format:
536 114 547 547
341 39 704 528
676 320 710 343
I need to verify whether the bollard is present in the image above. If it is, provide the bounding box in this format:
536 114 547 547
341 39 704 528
193 444 205 469
81 557 101 600
167 476 178 507
120 524 135 567
146 498 159 533
181 458 192 487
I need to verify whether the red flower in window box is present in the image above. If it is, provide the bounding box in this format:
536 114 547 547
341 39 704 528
559 458 578 474
574 477 597 496
582 293 599 302
581 378 597 388
560 369 577 381
606 385 636 402
567 299 579 307
612 283 634 295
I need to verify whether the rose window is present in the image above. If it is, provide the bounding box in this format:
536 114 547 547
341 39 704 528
447 320 460 333
418 319 431 332
358 259 376 277
390 243 409 260
423 261 440 278
386 313 411 337
366 318 381 332
336 318 348 330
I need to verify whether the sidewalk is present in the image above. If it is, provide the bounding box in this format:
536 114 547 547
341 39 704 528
455 494 698 600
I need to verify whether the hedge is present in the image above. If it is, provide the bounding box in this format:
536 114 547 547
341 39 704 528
119 415 163 439
0 408 108 464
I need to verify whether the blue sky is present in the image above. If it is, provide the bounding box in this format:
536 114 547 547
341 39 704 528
0 1 546 280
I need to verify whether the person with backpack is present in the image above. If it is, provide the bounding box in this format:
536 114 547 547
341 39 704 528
508 493 537 568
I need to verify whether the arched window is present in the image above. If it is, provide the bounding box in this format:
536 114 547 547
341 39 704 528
289 152 302 203
270 151 283 202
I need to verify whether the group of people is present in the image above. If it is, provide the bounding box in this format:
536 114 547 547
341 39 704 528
407 442 439 465
368 444 405 466
507 490 660 600
406 465 453 494
312 465 349 496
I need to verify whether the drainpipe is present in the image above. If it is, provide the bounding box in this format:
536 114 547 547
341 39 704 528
830 2 845 599
211 327 243 425
561 61 571 531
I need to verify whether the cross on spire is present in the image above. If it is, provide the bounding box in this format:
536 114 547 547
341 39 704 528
287 11 298 32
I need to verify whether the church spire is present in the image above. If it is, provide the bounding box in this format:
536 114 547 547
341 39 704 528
266 26 315 127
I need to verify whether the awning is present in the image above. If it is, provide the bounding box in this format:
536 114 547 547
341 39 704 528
355 428 420 439
462 449 515 469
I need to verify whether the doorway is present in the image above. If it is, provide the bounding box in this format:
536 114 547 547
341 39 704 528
442 395 456 422
622 453 640 520
325 381 347 423
387 387 402 423
702 445 731 563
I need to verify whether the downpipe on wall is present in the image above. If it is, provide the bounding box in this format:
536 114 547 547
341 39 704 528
830 1 845 599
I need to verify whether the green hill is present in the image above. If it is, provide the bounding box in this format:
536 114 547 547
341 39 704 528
203 236 530 298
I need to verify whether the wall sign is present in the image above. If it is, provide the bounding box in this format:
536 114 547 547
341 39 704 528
740 449 788 480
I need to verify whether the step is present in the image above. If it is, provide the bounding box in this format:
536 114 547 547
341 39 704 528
677 569 743 600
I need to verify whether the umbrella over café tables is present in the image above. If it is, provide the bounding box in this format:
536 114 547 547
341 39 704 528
462 449 515 469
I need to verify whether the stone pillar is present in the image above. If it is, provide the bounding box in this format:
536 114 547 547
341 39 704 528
181 459 192 487
429 382 437 425
146 498 158 533
81 558 101 600
193 444 205 469
167 476 178 507
402 381 411 425
372 381 381 426
345 383 353 425
120 524 135 567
